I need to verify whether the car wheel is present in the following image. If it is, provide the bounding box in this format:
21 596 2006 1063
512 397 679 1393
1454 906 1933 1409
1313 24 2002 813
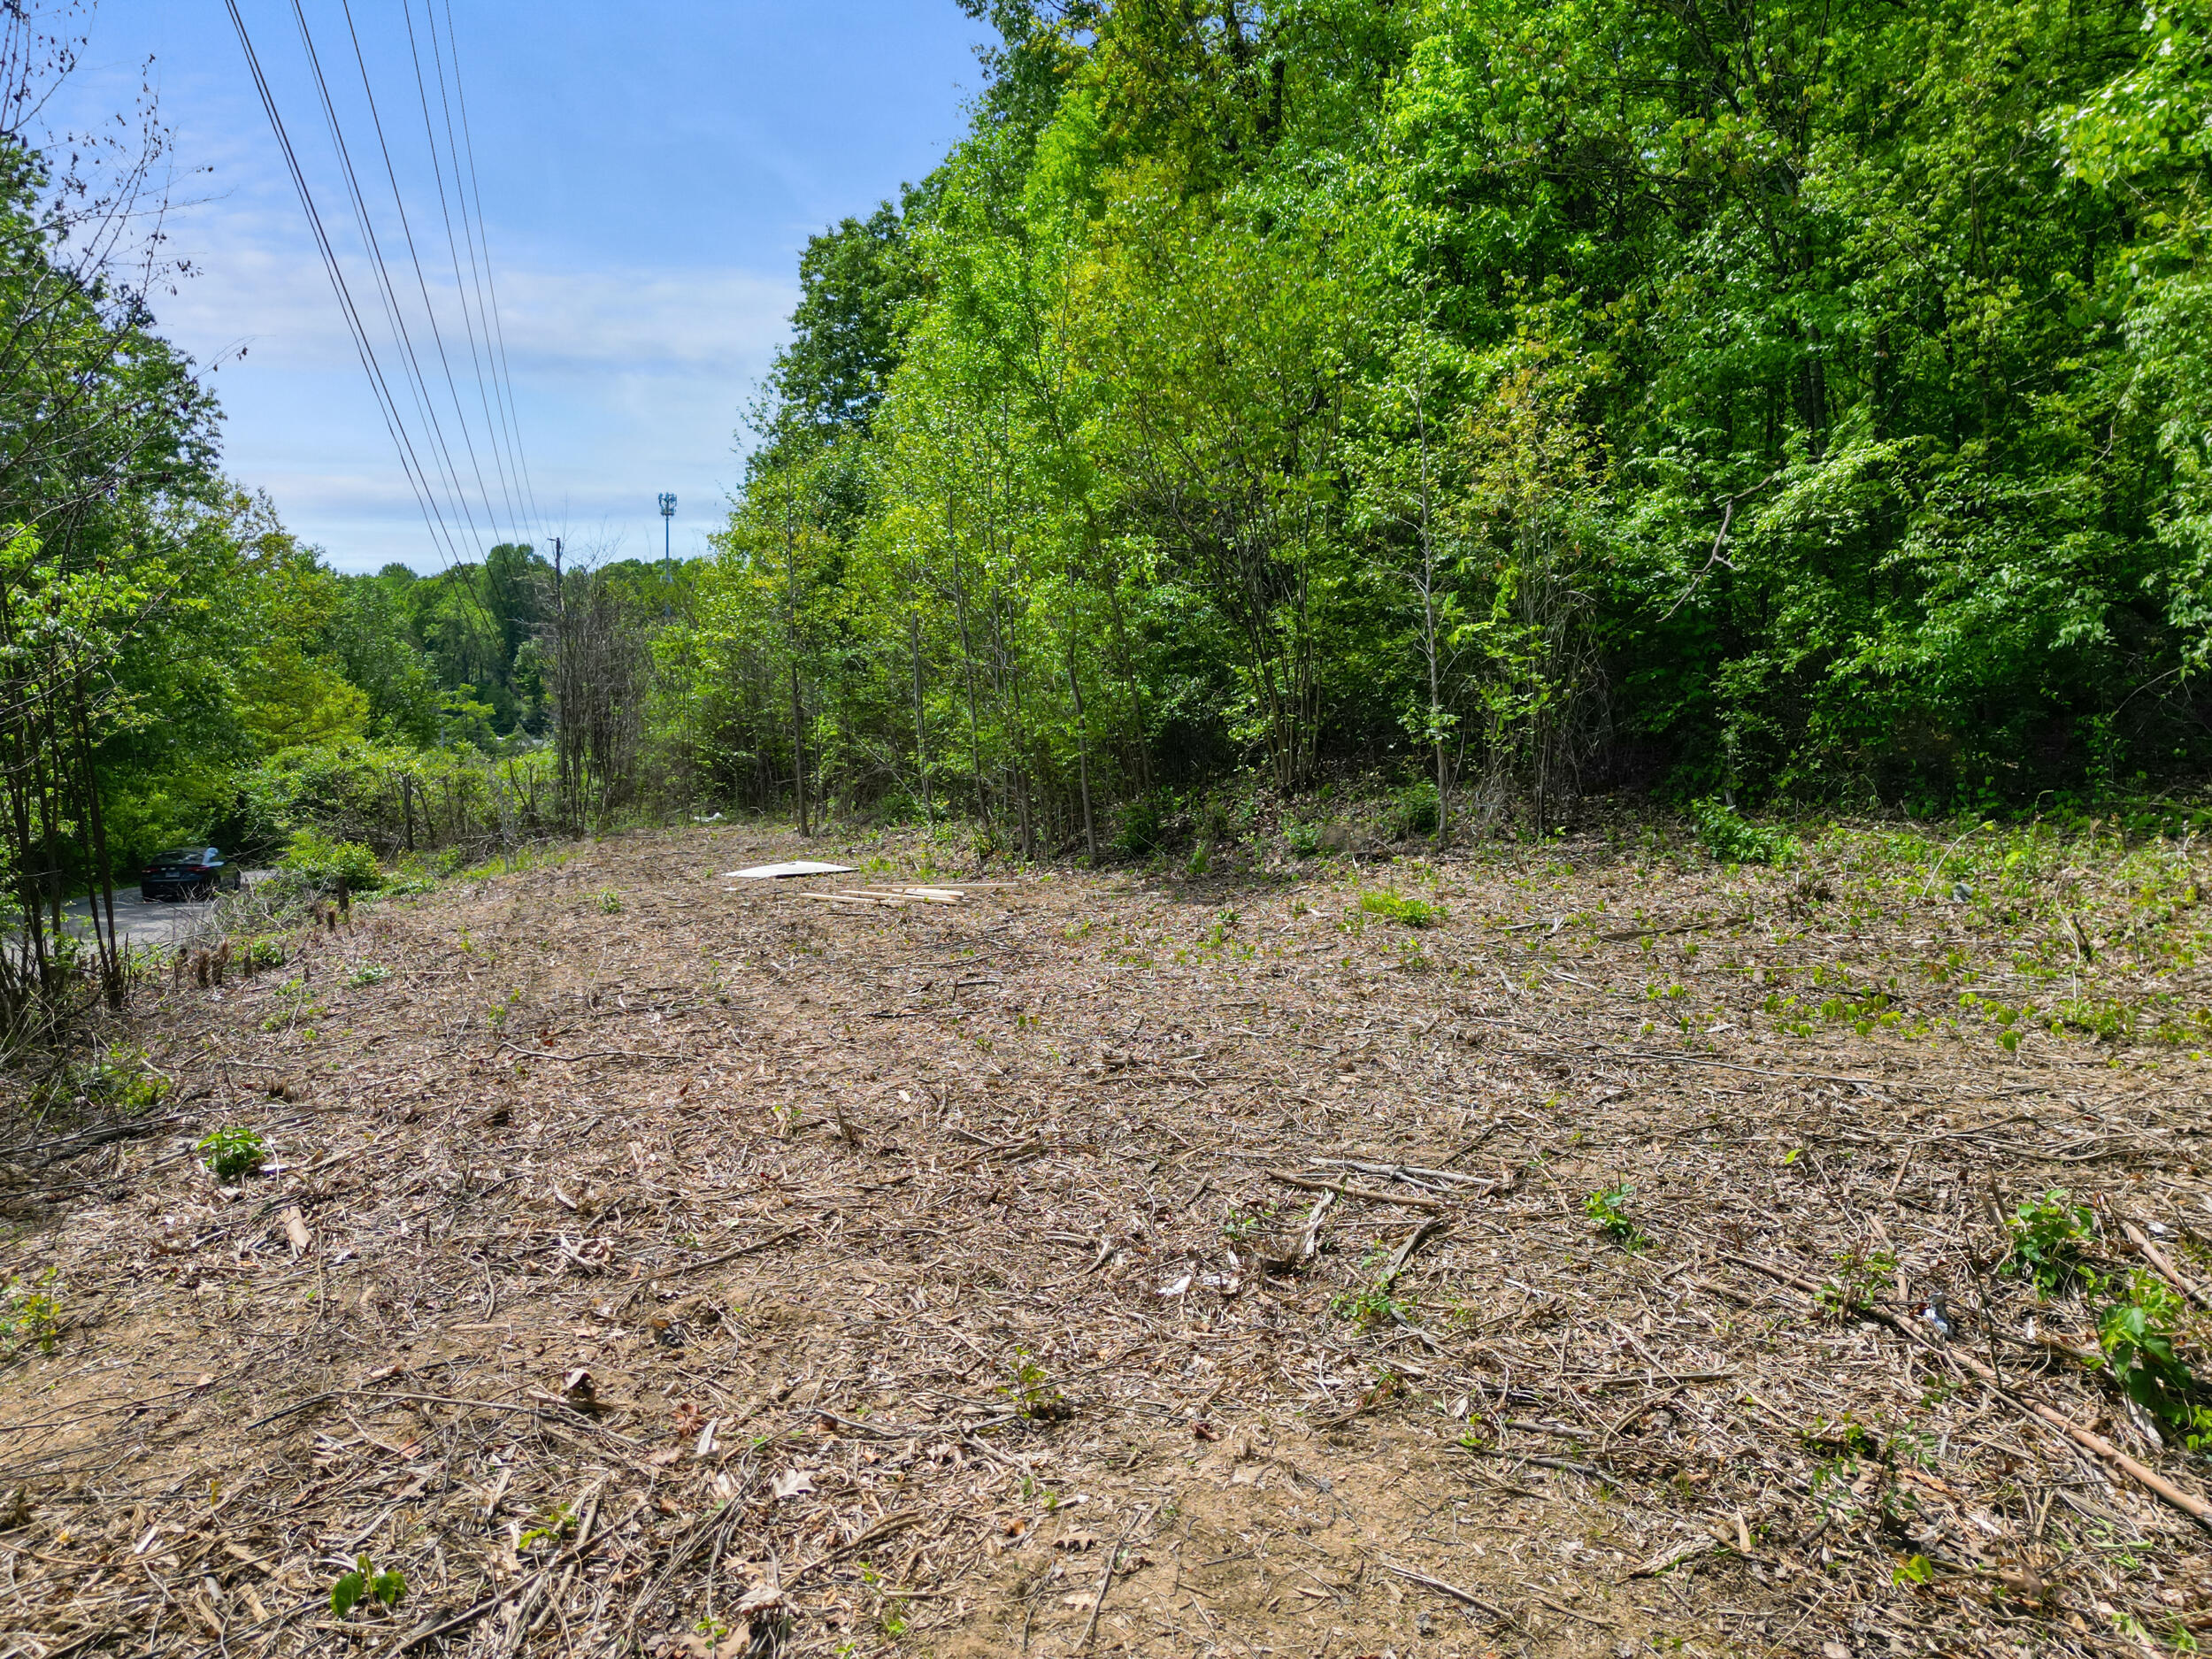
139 886 154 902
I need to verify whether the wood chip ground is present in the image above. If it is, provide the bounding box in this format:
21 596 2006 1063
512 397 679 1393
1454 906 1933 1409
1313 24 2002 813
4 824 2212 1657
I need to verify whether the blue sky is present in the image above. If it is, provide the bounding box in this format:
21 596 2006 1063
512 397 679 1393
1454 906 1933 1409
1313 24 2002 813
54 2 994 572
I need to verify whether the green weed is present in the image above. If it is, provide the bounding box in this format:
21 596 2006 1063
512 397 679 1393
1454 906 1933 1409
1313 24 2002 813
329 1554 406 1617
1001 1348 1071 1421
345 963 391 987
2098 1270 2212 1448
2005 1190 2096 1293
1584 1181 1645 1248
1689 801 1793 866
197 1125 265 1181
1356 890 1444 928
518 1503 576 1550
1331 1248 1411 1327
1 1271 62 1356
1818 1246 1901 1315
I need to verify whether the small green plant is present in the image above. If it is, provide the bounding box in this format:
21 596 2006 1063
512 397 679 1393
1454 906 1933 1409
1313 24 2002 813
243 936 287 972
1001 1348 1071 1420
518 1503 575 1549
345 963 392 987
330 1554 406 1617
1688 800 1793 866
1584 1180 1645 1248
1285 819 1323 858
1356 890 1444 928
595 888 623 914
197 1125 266 1181
38 1046 171 1116
1330 1248 1410 1328
1 1271 63 1356
1819 1246 1901 1315
2005 1189 2096 1294
2098 1270 2212 1448
1222 1202 1279 1242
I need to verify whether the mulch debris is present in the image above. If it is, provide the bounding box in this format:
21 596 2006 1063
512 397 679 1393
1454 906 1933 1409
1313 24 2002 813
4 824 2211 1657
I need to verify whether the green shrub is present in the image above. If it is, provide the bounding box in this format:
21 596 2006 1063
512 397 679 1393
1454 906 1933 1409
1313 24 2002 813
1117 791 1177 856
2005 1189 2095 1293
1 1271 62 1356
2098 1271 2212 1448
39 1046 169 1117
280 829 384 892
1392 780 1440 839
1285 819 1322 858
1689 801 1793 866
1357 889 1444 928
197 1125 266 1181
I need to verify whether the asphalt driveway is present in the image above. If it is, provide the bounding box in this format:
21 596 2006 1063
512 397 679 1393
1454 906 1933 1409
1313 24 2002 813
58 874 271 949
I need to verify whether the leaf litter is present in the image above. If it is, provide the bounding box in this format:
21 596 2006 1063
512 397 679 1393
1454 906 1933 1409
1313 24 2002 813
3 824 2212 1655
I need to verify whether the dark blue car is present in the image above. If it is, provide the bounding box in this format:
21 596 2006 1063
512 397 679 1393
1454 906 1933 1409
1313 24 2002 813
140 846 241 902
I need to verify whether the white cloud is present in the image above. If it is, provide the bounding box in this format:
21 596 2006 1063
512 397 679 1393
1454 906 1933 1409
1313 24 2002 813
148 196 795 571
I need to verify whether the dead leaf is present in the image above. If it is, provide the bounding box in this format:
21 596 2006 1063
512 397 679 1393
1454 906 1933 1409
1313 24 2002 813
281 1207 311 1255
1055 1530 1101 1551
771 1469 814 1500
560 1368 602 1413
1060 1591 1100 1610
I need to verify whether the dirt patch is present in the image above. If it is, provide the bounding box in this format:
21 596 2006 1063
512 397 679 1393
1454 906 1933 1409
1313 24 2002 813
4 824 2211 1656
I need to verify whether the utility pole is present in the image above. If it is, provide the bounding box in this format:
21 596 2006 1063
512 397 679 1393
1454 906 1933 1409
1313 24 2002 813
657 493 676 620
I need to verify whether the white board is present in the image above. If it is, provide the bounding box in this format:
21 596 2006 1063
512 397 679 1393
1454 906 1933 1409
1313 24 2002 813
725 861 857 879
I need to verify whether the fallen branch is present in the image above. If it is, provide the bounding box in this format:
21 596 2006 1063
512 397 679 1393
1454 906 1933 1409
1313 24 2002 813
1378 1559 1514 1624
1268 1171 1446 1212
786 1510 926 1588
383 1481 621 1655
662 1225 809 1278
495 1041 683 1064
1629 1536 1719 1578
1722 1251 2212 1532
1596 913 1751 941
1380 1218 1447 1288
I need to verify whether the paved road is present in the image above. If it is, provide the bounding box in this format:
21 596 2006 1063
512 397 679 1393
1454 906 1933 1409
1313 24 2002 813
59 875 272 949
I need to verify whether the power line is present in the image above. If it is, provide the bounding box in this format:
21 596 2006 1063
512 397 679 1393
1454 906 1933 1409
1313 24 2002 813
331 0 513 549
437 0 543 535
222 0 469 572
283 0 491 559
230 0 541 579
400 0 522 541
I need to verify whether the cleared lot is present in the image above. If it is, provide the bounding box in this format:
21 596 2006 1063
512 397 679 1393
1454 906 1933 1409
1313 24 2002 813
4 824 2210 1656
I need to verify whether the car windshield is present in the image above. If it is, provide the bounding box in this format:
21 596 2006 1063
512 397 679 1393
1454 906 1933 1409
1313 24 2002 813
150 849 196 863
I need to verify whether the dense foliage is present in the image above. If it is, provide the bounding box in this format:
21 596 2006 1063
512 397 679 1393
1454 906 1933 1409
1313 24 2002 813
678 0 2212 841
